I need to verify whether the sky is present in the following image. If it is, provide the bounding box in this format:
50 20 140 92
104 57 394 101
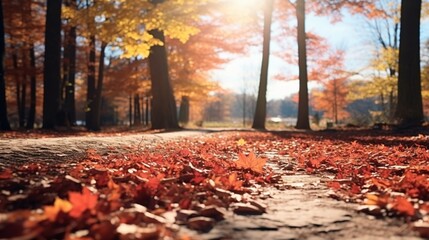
210 8 428 100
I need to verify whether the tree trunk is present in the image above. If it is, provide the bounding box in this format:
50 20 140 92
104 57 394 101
394 0 423 127
252 0 274 130
295 0 311 130
62 0 77 126
43 0 62 129
145 96 150 126
134 94 141 125
26 45 36 129
129 94 133 126
19 71 26 128
90 42 106 131
86 36 96 130
0 0 10 130
179 95 190 125
64 25 77 125
148 29 179 130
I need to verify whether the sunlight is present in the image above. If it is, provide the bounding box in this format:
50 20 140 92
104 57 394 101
219 0 264 19
228 0 262 9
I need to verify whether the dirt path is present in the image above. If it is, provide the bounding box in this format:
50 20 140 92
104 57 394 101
0 130 205 164
0 130 423 239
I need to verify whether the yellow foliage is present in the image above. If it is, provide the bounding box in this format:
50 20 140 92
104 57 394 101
63 0 211 58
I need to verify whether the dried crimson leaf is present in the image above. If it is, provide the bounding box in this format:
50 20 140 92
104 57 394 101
0 168 13 180
235 152 266 173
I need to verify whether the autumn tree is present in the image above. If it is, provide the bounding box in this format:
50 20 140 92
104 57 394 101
166 17 247 124
147 0 179 129
394 0 424 126
365 0 400 122
252 0 274 130
0 0 10 131
43 0 63 129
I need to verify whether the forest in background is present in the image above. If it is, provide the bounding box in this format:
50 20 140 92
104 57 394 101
0 0 428 131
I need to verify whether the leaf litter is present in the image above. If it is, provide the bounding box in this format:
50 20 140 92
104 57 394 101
1 130 429 238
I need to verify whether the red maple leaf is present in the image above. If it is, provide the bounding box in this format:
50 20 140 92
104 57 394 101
68 187 98 218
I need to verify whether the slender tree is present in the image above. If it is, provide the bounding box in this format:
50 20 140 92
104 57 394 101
295 0 311 130
62 0 77 126
86 36 96 130
43 0 63 129
394 0 424 127
91 42 107 130
252 0 274 130
0 0 10 130
26 44 36 129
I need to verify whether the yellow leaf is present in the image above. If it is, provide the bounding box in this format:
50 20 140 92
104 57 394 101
236 138 246 146
44 197 73 221
235 152 266 173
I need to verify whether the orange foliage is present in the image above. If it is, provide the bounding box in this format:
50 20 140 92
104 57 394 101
68 187 98 218
235 152 267 173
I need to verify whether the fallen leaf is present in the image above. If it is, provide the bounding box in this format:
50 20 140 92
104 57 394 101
199 205 226 221
68 187 98 218
44 197 73 221
237 138 246 146
393 196 415 216
0 168 13 179
187 217 215 232
235 152 267 173
413 221 429 238
227 172 243 190
231 203 264 215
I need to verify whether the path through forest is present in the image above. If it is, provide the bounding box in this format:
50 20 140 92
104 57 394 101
0 129 424 239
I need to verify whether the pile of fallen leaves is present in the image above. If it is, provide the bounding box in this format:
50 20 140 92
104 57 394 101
2 129 429 238
0 132 273 239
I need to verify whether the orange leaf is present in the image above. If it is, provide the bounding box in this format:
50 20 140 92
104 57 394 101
235 152 266 173
69 187 98 218
393 196 415 216
227 172 243 190
44 197 72 221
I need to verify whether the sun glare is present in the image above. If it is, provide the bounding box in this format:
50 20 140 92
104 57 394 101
220 0 264 21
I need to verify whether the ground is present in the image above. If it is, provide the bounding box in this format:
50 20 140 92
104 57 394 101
0 128 428 239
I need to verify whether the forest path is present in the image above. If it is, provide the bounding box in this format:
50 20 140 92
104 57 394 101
0 129 422 239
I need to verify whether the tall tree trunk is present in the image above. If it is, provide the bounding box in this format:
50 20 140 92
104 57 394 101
86 36 96 130
148 29 179 130
145 96 150 126
26 45 36 129
62 0 77 126
64 25 77 125
394 0 423 127
129 94 133 126
12 50 23 127
134 94 141 125
90 42 106 131
179 95 190 125
252 0 274 130
43 0 63 129
19 71 26 128
295 0 311 130
148 0 178 130
0 0 10 130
